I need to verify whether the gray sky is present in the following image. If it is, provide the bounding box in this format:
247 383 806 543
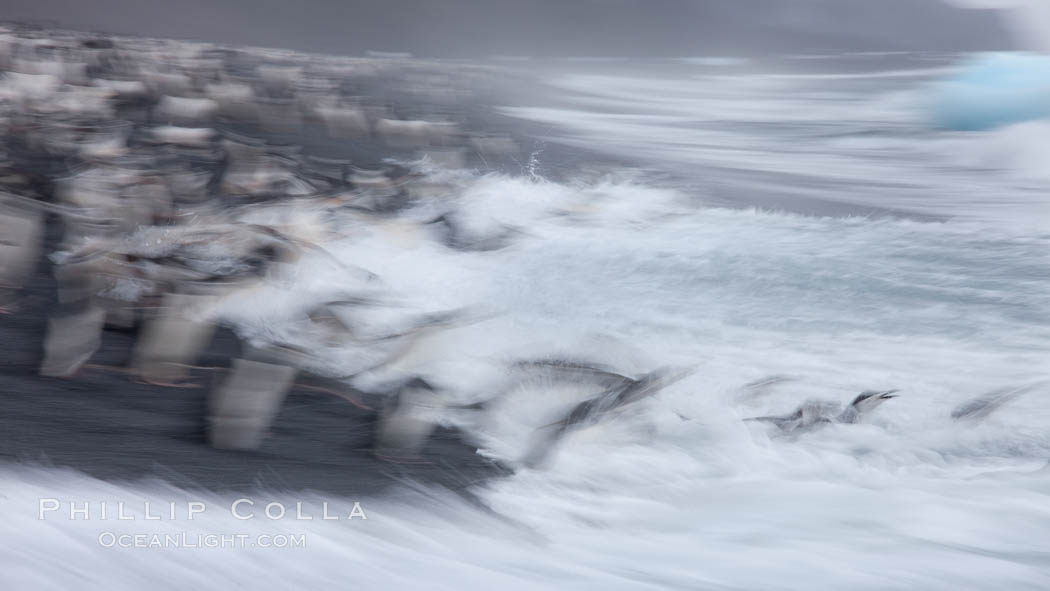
2 0 1016 57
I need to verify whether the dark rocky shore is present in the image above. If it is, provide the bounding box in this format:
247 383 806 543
0 47 525 498
0 22 655 498
0 213 509 496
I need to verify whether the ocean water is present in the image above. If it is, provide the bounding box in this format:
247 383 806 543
5 54 1050 589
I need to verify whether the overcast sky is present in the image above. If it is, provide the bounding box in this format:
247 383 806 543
2 0 1016 57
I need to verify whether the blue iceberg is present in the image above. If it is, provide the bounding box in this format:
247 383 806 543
929 53 1050 131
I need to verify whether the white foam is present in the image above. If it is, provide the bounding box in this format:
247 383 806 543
10 168 1048 587
502 62 1050 228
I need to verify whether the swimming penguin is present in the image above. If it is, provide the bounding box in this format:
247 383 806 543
736 375 795 402
746 399 839 432
836 390 899 424
511 358 636 390
747 389 899 432
522 365 696 468
951 383 1042 422
443 357 638 414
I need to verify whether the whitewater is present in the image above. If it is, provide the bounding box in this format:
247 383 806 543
4 53 1049 589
